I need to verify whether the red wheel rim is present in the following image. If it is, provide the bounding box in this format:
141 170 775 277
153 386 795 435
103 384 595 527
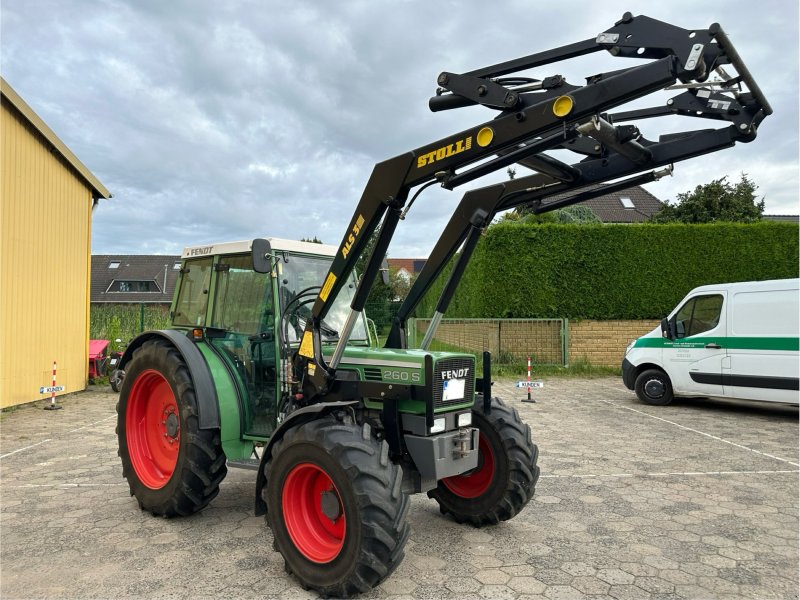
126 369 180 489
442 432 495 498
282 463 346 563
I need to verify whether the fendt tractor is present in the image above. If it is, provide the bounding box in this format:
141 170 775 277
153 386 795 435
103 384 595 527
115 14 770 597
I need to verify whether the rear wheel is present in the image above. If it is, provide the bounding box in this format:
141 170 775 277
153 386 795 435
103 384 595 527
264 418 410 597
430 397 539 526
116 339 227 516
635 368 674 405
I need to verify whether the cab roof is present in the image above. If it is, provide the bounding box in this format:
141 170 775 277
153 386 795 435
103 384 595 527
181 237 337 259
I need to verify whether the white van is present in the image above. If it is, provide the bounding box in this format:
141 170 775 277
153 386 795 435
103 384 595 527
622 279 799 406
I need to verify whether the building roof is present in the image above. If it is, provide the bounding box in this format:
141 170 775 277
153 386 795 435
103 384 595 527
541 184 664 223
387 258 427 274
91 255 181 304
763 215 800 223
1 77 111 200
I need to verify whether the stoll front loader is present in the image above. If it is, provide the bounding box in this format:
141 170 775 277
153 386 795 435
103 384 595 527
115 14 770 597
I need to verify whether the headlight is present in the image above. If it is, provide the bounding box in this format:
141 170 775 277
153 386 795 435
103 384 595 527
429 417 446 434
625 341 634 356
457 412 472 428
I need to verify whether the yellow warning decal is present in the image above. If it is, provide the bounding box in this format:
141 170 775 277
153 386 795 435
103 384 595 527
319 272 337 302
299 331 314 358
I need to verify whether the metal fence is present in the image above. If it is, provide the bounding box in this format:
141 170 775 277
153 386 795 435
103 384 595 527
407 318 568 367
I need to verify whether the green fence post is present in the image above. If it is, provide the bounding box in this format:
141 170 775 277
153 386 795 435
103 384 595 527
140 303 145 333
562 318 569 367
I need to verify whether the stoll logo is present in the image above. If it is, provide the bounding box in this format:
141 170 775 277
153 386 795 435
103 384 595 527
441 368 469 380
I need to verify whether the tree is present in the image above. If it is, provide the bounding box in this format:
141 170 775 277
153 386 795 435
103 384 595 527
652 174 764 223
552 205 601 224
495 205 599 225
300 236 323 243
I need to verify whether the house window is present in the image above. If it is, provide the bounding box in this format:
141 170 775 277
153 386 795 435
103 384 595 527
109 280 161 293
108 261 121 268
620 197 635 209
173 262 182 270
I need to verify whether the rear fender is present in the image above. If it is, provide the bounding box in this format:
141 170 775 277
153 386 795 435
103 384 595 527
120 330 220 430
254 400 359 516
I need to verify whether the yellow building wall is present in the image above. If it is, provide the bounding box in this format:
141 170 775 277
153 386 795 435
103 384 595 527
1 101 93 408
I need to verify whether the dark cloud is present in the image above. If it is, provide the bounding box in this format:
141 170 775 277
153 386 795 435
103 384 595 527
2 0 797 259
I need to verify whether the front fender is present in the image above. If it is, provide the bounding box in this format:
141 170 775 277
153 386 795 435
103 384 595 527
120 330 220 430
254 400 359 516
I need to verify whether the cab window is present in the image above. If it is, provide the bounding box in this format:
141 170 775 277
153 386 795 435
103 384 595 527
211 254 273 335
674 294 723 338
173 258 212 327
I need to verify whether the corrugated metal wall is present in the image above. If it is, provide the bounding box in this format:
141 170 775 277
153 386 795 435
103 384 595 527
1 101 92 408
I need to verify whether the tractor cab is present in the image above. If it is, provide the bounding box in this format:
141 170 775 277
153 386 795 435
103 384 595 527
172 238 369 439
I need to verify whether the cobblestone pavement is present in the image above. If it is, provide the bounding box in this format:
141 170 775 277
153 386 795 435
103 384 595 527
1 378 797 599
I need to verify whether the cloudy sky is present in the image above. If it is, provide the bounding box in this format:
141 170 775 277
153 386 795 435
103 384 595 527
3 0 797 258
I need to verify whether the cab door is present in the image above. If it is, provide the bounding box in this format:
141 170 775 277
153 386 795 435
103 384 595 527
209 254 279 437
665 293 728 398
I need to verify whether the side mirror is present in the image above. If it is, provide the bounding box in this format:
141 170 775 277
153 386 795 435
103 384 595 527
380 258 390 286
252 238 272 273
660 317 676 340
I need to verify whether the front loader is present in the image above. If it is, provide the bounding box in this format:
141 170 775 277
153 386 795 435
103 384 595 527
115 14 770 597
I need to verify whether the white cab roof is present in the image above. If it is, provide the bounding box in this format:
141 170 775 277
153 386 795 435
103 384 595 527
181 237 337 259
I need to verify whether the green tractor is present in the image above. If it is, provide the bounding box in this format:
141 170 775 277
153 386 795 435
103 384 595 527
116 13 769 597
117 238 538 596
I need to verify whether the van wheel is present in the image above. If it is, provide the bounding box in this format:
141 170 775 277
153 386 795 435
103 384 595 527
635 369 674 406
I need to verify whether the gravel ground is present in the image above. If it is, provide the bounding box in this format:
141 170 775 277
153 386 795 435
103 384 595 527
1 377 797 599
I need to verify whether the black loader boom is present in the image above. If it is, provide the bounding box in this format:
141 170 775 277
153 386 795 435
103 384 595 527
293 12 771 401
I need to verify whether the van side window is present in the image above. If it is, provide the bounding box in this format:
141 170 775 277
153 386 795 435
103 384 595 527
674 294 723 338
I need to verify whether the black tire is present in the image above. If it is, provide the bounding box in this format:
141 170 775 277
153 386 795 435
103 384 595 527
264 417 410 598
635 368 674 405
110 369 124 393
95 356 108 378
116 339 227 516
429 396 539 526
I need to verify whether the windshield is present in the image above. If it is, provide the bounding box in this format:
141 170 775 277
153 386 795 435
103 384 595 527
279 254 368 343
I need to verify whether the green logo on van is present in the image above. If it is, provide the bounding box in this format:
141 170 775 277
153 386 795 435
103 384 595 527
634 337 799 351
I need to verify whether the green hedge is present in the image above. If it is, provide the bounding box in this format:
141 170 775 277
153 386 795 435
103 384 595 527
419 222 799 320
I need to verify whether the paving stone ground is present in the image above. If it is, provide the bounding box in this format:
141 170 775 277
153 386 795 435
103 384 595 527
1 377 797 599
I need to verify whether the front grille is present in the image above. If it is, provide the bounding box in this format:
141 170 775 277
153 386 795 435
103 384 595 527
433 357 475 409
363 367 383 382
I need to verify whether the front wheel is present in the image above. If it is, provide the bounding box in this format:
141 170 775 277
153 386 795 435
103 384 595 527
264 418 410 598
116 339 227 516
429 397 539 526
635 368 674 405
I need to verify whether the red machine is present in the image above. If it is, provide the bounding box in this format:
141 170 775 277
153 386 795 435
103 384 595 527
88 339 110 381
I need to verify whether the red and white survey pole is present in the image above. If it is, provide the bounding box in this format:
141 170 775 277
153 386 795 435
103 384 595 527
516 356 542 403
526 357 533 402
42 361 64 411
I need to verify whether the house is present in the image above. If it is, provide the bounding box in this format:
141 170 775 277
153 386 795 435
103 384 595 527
91 255 181 305
763 215 800 223
1 77 111 408
545 184 664 223
387 258 427 282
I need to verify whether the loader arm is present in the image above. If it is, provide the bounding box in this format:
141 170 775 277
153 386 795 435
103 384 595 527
295 12 771 402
